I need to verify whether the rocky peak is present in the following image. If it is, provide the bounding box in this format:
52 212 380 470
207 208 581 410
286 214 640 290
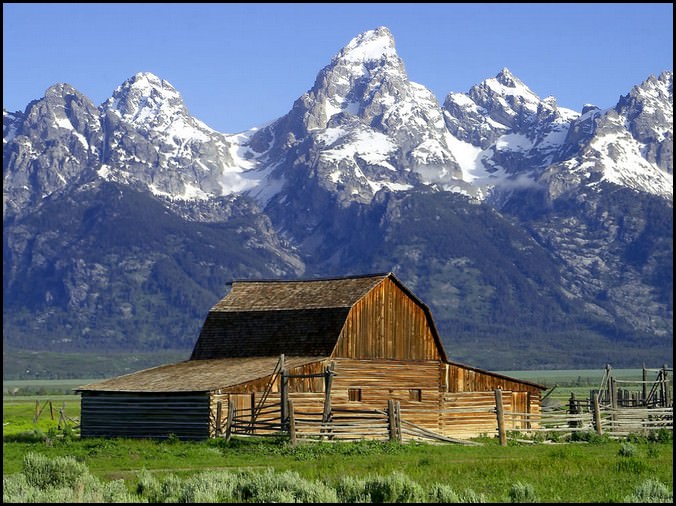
98 72 246 202
249 26 463 209
494 67 520 88
468 67 547 131
3 83 102 217
334 26 398 66
105 72 183 116
613 71 673 172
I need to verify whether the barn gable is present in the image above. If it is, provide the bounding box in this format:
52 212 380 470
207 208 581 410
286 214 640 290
333 275 447 361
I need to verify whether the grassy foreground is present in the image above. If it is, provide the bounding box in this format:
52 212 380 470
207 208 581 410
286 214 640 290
3 427 673 502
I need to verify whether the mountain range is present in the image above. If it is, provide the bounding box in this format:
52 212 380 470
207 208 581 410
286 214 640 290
3 26 673 376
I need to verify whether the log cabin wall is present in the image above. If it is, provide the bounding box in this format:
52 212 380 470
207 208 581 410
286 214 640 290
80 391 211 440
322 358 445 433
333 277 442 361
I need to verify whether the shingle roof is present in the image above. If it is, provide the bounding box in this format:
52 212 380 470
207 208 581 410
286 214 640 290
76 356 324 393
213 273 390 311
190 273 390 360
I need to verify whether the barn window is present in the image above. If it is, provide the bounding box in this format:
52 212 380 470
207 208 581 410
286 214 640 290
348 388 362 402
409 389 422 402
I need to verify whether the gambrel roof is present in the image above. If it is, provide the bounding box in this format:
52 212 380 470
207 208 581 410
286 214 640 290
190 272 447 361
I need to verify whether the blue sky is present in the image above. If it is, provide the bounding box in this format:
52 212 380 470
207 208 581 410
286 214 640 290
3 3 673 133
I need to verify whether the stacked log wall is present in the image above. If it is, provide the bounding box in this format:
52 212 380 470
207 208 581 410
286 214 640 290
80 392 211 440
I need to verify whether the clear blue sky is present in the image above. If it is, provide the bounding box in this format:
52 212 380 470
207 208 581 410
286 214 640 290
3 3 673 133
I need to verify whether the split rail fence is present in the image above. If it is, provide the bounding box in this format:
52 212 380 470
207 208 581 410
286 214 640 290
213 362 672 445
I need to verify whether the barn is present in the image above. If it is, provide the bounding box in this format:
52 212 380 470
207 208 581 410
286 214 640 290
76 272 545 441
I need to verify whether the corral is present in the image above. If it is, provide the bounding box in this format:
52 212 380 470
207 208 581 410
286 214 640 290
76 272 545 441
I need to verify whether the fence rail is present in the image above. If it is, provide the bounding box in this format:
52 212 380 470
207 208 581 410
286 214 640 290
499 403 673 441
222 387 671 446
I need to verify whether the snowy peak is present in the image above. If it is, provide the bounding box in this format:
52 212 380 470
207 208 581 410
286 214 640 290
248 26 465 207
471 67 547 125
616 71 673 148
335 26 398 64
3 82 103 217
103 72 185 124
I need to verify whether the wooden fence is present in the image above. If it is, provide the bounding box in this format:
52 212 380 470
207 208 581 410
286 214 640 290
496 389 673 444
33 399 80 432
222 388 672 446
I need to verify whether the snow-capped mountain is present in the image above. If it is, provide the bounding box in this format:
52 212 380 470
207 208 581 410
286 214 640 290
241 26 468 208
3 26 672 373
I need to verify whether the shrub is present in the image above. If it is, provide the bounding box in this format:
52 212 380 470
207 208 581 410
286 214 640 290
3 473 32 503
335 475 371 502
158 473 183 503
364 471 426 503
5 455 145 503
459 488 488 503
624 478 673 503
22 452 89 489
427 483 461 503
102 478 144 503
648 428 673 443
619 442 638 457
569 430 609 444
233 468 338 503
177 471 238 503
507 481 539 503
135 468 162 501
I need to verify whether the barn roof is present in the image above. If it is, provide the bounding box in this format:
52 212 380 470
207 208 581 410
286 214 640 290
191 272 423 360
212 272 389 311
75 356 323 393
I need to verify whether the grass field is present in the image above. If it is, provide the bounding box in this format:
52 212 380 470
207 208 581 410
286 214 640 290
2 426 673 502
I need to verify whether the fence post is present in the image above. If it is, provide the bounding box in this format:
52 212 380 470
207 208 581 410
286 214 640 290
568 392 580 428
395 401 402 442
320 364 334 440
642 365 648 406
388 399 398 442
225 399 234 441
288 398 297 446
280 355 288 431
592 392 603 435
662 364 670 407
216 401 223 436
495 388 507 446
250 392 256 434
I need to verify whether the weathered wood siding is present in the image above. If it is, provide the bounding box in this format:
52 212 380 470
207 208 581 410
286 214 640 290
207 358 542 440
440 391 509 439
80 392 211 440
328 358 443 432
446 363 542 394
333 277 442 360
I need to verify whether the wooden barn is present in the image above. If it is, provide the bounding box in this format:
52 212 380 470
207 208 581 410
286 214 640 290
77 272 545 441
